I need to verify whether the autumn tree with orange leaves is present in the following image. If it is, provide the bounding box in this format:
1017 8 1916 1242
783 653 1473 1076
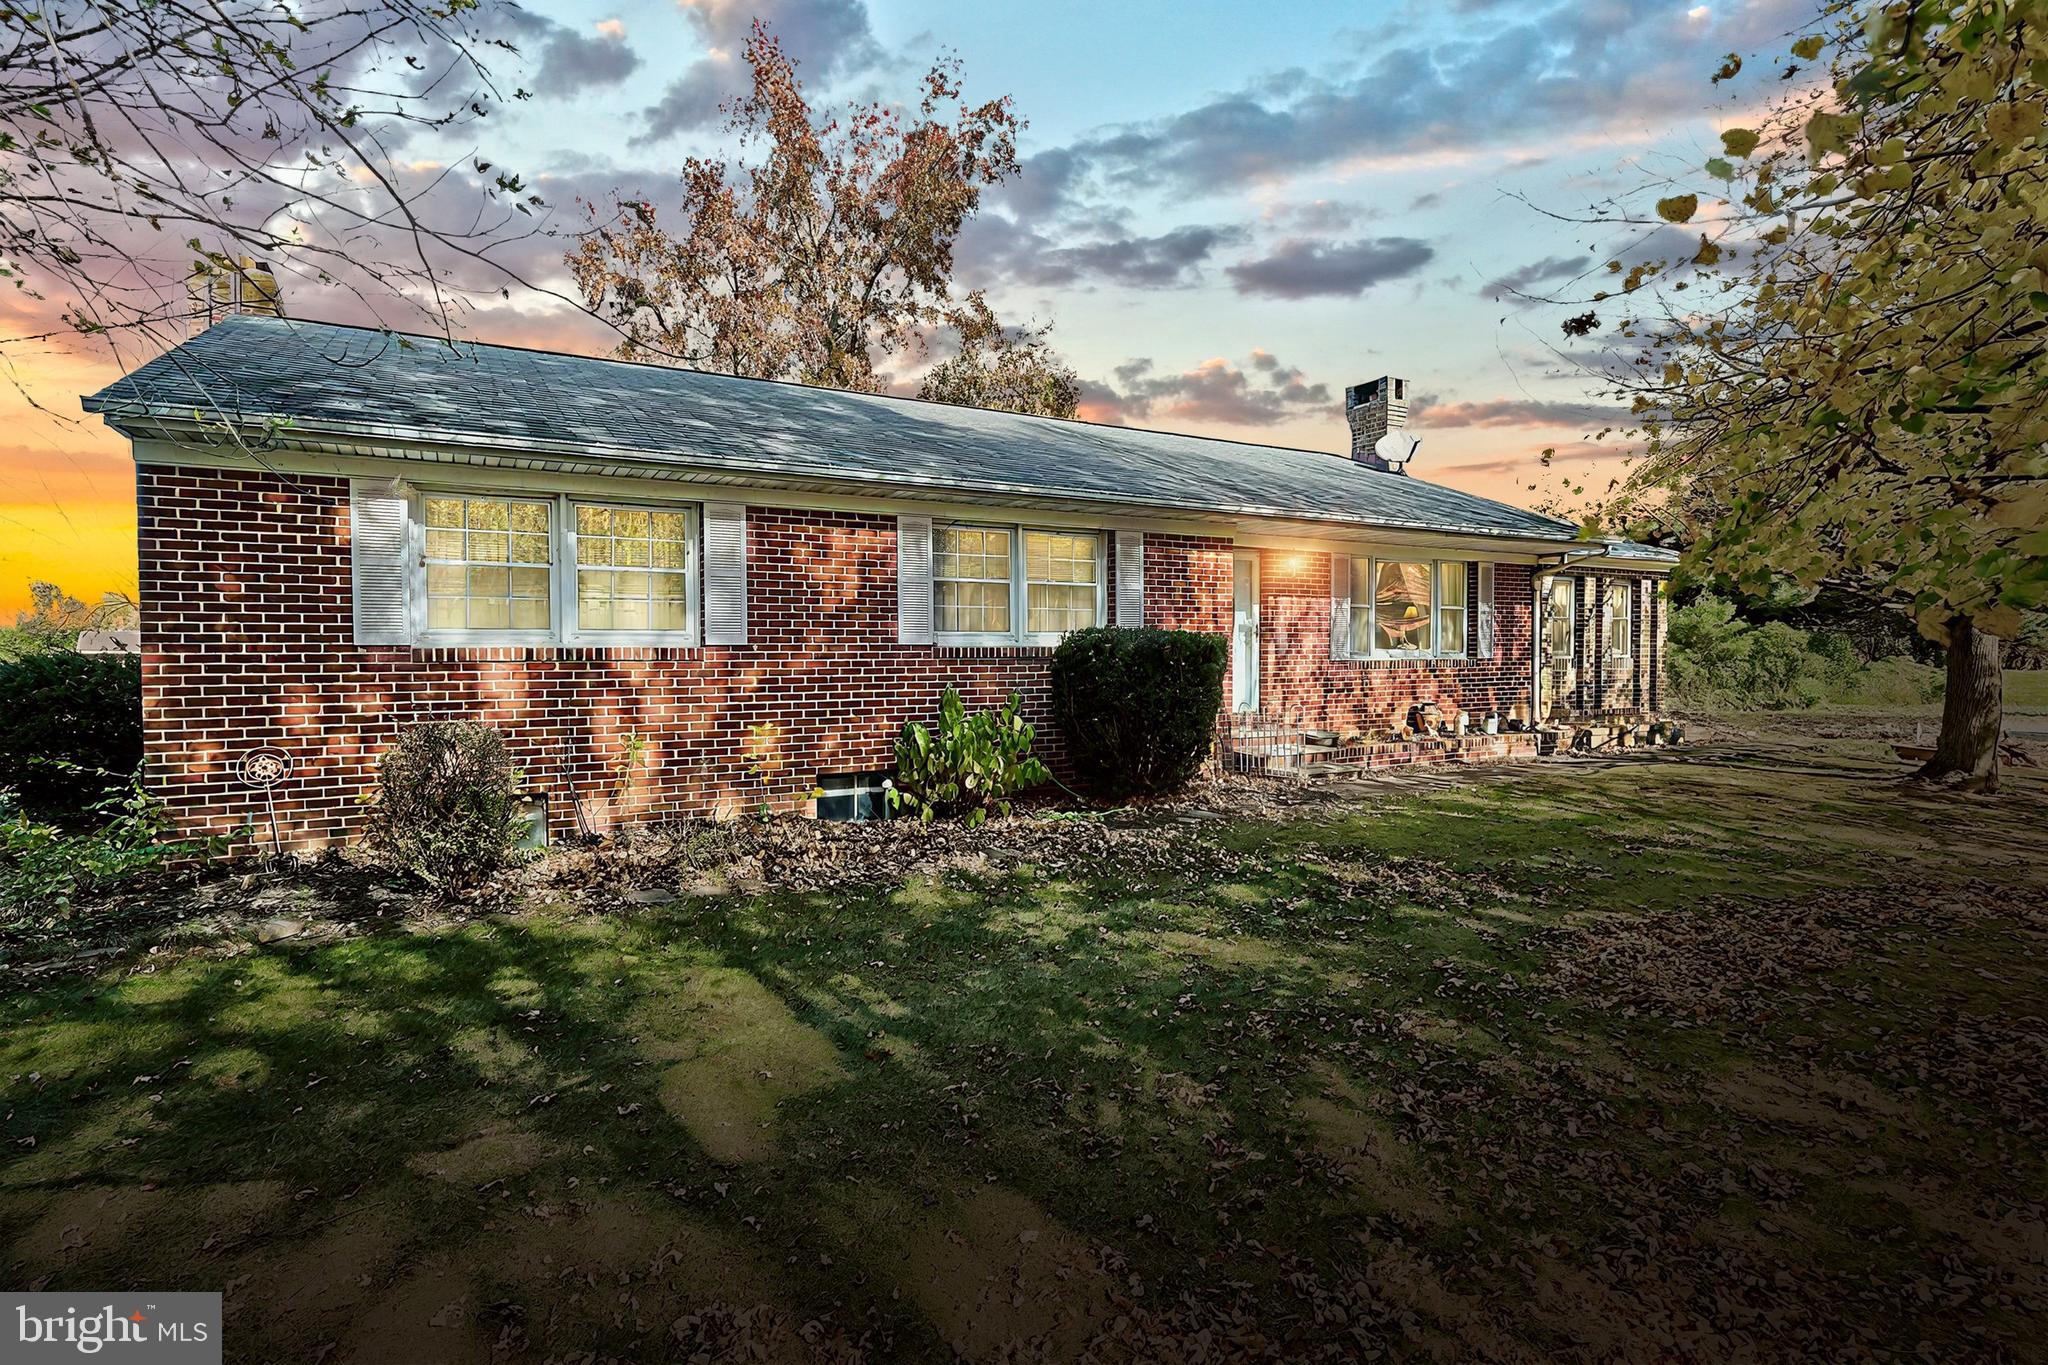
568 23 1073 413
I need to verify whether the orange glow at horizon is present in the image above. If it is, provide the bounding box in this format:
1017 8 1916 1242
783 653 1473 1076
0 341 136 620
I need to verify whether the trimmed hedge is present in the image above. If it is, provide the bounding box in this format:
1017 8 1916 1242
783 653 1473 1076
1050 627 1228 799
0 651 142 819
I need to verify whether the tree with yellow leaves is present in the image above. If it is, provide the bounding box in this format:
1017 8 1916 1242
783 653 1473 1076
1592 1 2045 791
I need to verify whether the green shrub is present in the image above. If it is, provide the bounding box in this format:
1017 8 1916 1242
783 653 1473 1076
1742 621 1824 708
1666 595 1752 706
888 687 1049 825
1805 631 1864 691
1050 627 1228 798
0 652 142 819
369 721 523 887
1 774 221 919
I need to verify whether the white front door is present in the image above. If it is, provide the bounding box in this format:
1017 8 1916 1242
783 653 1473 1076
1232 552 1260 712
1539 576 1578 719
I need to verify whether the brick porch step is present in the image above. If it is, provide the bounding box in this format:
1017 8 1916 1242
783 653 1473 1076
1294 733 1541 778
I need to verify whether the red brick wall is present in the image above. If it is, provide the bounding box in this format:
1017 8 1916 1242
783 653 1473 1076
1564 568 1664 714
137 466 1234 849
1246 550 1537 733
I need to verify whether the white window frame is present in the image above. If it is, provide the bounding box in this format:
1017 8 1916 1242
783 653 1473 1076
410 489 702 647
1341 556 1471 661
933 521 1106 646
413 489 560 647
1603 578 1633 669
565 499 701 647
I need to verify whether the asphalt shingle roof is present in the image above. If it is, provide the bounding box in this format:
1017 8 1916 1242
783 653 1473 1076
85 315 1583 543
1595 539 1682 564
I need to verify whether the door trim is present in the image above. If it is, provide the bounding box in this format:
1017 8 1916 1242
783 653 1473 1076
1232 551 1261 713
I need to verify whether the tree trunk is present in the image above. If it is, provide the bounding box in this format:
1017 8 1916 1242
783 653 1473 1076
1913 616 2003 793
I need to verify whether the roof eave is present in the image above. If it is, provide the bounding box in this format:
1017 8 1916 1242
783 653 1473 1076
91 404 1588 550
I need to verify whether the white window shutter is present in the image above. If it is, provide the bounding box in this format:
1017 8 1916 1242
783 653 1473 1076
1114 530 1145 628
1477 563 1497 659
1330 554 1352 660
897 514 934 645
350 477 411 645
703 501 748 645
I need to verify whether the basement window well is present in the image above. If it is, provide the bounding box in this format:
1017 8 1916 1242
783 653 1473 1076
816 771 892 822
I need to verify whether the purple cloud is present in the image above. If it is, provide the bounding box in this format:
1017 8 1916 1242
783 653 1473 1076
635 0 886 143
1227 237 1435 299
1082 350 1332 428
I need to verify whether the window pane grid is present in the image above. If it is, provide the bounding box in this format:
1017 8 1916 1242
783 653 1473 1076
1024 531 1099 636
575 503 692 634
424 496 552 633
1605 583 1632 660
1438 561 1469 656
935 526 1014 635
1346 557 1473 658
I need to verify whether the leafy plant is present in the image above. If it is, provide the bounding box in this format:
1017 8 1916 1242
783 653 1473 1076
1 773 222 919
368 721 524 888
1743 622 1823 709
613 731 650 802
0 651 143 820
743 721 785 818
1050 627 1228 799
888 687 1049 825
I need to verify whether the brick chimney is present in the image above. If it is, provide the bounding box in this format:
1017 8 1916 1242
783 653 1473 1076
1344 377 1414 474
189 256 282 334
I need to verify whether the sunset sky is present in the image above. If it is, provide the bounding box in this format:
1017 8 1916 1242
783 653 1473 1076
0 0 1812 619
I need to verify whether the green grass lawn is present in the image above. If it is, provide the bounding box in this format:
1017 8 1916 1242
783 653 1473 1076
3 739 2042 1362
2006 668 2048 711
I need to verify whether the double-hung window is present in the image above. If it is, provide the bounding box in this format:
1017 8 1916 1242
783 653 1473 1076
934 525 1015 636
1342 556 1470 659
574 504 697 637
415 491 700 645
1603 578 1632 668
423 494 555 635
934 522 1104 644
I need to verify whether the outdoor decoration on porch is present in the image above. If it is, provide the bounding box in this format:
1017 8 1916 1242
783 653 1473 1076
1219 708 1541 779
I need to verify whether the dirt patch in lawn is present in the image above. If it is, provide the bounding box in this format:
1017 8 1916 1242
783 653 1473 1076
1297 1065 1446 1226
244 1195 807 1364
7 1179 289 1279
407 1127 563 1184
631 968 846 1163
839 1184 1113 1362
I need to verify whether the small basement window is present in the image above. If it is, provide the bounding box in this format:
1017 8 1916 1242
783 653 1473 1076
816 771 891 822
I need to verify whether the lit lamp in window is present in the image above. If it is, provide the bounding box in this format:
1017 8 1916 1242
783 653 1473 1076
1387 603 1427 651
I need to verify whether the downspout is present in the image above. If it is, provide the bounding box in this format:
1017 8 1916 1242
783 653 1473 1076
1529 547 1606 729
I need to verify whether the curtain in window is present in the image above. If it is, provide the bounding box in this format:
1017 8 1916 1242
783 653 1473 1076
424 495 552 632
1374 560 1434 653
1438 562 1468 655
1025 531 1099 634
934 526 1013 634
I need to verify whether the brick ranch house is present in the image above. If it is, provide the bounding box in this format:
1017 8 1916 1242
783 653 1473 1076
83 315 1674 849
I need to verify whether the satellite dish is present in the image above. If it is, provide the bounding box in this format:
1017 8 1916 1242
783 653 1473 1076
1374 430 1421 471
